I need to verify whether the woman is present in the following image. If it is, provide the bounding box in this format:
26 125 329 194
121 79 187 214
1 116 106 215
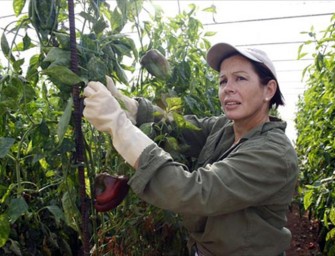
83 42 299 255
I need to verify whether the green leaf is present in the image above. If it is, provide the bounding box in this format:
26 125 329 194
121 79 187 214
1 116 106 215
46 206 65 226
303 189 314 210
22 83 36 103
53 32 71 49
42 66 82 85
139 122 156 138
202 5 216 13
109 8 125 33
0 214 10 247
1 33 15 62
114 61 129 85
8 239 21 255
32 120 50 147
79 11 95 24
61 191 81 233
166 136 179 151
112 42 132 58
0 137 15 158
204 31 216 37
13 0 26 16
13 58 25 73
330 207 335 225
172 112 201 131
93 18 108 35
23 33 33 50
326 227 335 241
87 56 108 83
26 53 41 82
43 47 71 67
323 210 330 229
57 97 73 144
12 34 35 51
166 97 182 111
7 197 29 224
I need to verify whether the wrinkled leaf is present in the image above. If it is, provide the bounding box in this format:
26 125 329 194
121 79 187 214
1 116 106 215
61 191 81 233
8 239 21 255
330 207 335 226
7 197 29 224
326 228 335 241
12 34 35 51
93 18 108 35
54 32 71 49
0 214 10 247
87 56 108 83
57 97 73 144
26 54 41 82
79 33 98 55
13 0 26 16
202 5 216 13
303 189 314 210
114 61 129 85
166 136 179 151
172 112 201 131
13 58 25 73
139 122 155 137
109 8 125 33
22 83 36 103
42 66 82 85
204 31 216 37
43 47 71 67
32 120 50 148
46 206 65 226
0 137 15 158
79 11 95 23
1 33 15 62
166 97 182 111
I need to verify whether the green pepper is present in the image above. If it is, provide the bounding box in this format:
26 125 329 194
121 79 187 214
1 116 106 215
28 0 57 40
140 49 171 80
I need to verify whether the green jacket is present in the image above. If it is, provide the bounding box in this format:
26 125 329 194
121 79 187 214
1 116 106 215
128 99 299 256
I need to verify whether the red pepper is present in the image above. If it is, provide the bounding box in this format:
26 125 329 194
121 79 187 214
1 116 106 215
94 172 129 212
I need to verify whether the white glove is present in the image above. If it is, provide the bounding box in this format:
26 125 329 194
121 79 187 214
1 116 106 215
83 81 154 167
106 76 138 125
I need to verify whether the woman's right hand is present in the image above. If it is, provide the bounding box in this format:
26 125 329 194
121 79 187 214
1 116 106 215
106 76 139 124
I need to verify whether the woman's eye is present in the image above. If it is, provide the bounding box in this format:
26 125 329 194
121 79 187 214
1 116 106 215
236 76 245 81
219 79 227 86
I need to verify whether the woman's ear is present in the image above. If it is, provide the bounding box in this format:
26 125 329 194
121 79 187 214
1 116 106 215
265 79 277 101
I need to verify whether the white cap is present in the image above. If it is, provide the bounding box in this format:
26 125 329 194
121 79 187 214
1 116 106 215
206 42 277 81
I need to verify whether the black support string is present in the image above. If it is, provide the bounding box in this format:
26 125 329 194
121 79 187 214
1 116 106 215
67 0 90 255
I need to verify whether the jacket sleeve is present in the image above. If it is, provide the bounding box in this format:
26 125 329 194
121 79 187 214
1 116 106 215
128 133 298 216
135 97 221 161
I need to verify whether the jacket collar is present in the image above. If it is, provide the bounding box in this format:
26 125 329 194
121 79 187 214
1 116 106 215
240 116 287 141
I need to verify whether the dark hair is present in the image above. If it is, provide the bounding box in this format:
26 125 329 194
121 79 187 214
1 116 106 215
222 52 285 109
251 61 285 109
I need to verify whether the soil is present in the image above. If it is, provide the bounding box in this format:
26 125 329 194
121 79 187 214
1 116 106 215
286 203 322 256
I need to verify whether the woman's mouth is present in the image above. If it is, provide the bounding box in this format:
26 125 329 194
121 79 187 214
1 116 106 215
225 100 241 106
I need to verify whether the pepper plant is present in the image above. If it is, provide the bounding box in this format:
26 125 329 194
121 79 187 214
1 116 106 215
0 0 219 255
295 13 335 255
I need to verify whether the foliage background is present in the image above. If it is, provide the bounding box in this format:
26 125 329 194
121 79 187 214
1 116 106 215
1 0 335 255
295 13 335 255
0 0 219 255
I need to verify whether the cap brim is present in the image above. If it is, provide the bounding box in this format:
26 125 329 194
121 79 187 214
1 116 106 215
206 43 262 71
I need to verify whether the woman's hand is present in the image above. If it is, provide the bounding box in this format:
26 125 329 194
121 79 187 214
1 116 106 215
106 76 138 124
83 81 154 167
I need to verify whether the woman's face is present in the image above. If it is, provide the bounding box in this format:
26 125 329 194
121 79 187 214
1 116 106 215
218 55 274 126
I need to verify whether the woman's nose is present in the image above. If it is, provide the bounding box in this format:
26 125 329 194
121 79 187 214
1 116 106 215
223 80 236 93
